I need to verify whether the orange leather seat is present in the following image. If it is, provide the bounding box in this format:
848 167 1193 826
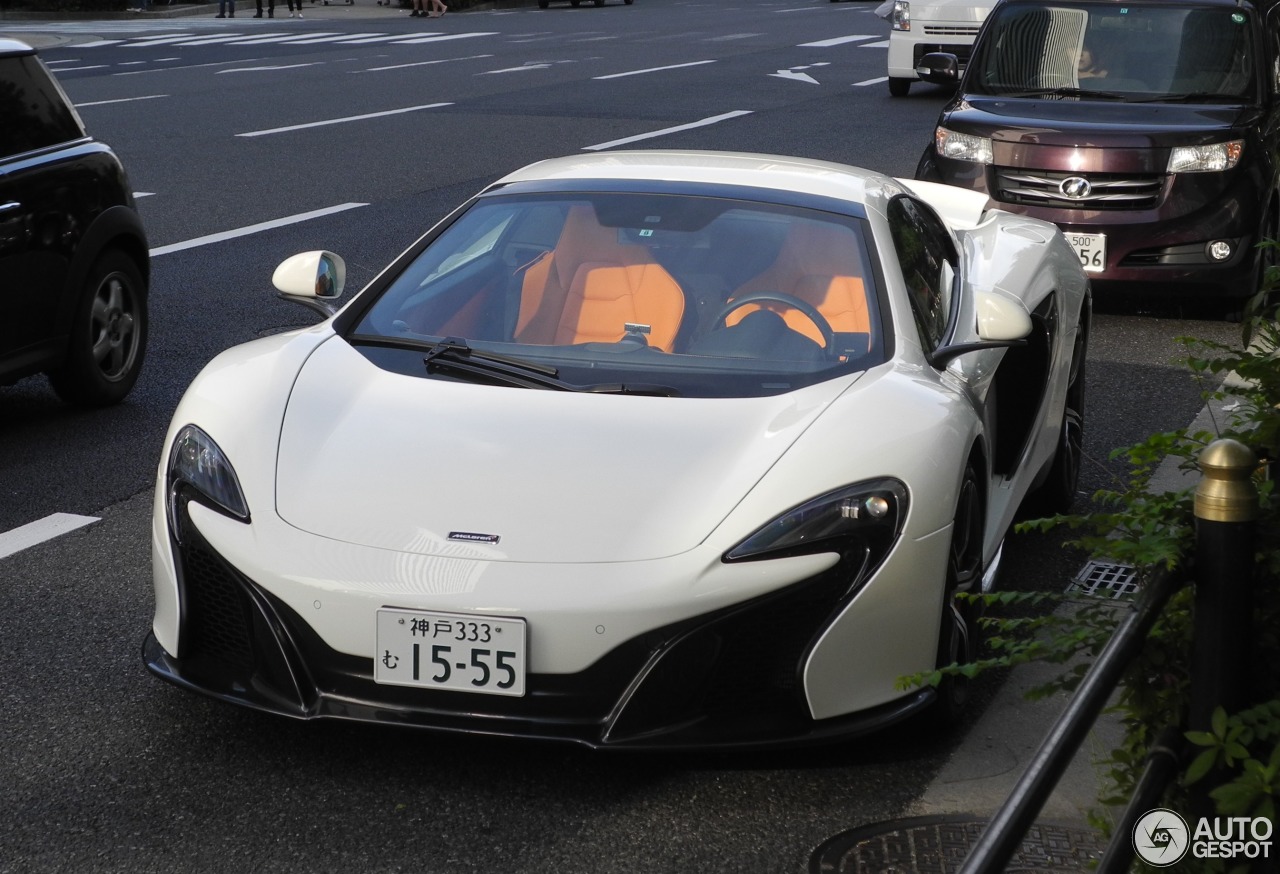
727 220 871 346
515 205 685 352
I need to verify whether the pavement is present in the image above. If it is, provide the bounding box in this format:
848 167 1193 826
0 6 1217 867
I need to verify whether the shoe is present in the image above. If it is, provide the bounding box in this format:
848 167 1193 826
253 11 262 16
268 8 273 15
409 8 420 14
215 12 225 16
288 10 294 14
297 11 303 16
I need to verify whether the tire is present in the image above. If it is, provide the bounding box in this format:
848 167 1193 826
538 0 549 6
48 250 148 407
1022 314 1088 517
570 0 580 6
888 77 912 97
931 460 985 726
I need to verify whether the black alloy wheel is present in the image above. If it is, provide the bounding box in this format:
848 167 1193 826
49 250 148 406
931 460 985 725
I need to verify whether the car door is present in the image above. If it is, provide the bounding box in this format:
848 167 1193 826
0 50 90 370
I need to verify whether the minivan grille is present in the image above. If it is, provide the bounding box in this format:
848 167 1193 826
995 169 1163 210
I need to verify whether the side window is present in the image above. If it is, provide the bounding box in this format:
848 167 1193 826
1269 7 1280 96
0 55 86 159
887 196 956 351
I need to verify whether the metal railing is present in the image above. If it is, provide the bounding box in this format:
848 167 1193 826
957 438 1261 874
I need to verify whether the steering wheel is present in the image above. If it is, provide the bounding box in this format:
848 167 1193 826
714 291 836 352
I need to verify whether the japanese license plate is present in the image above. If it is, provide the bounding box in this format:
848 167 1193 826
1066 232 1106 273
374 608 526 697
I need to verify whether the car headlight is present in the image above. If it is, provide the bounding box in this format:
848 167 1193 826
1167 140 1244 173
167 424 250 534
936 127 993 164
891 0 911 31
724 479 908 565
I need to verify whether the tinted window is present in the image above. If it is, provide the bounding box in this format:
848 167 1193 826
969 2 1259 101
0 55 85 158
887 197 954 351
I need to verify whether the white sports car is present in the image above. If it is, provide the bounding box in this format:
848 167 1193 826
146 151 1090 749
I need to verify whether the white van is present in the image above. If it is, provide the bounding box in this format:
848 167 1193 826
884 0 998 96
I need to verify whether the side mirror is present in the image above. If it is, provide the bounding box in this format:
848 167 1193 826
916 52 961 86
273 251 346 317
928 291 1031 368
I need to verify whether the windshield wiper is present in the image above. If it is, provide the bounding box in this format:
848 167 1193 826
423 336 572 390
1132 91 1241 104
422 337 680 396
998 87 1128 100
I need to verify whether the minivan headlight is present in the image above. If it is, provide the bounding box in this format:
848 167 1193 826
936 127 993 164
167 424 250 534
1167 140 1244 173
892 0 911 31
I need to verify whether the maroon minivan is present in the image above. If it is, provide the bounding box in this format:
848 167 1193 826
916 0 1280 301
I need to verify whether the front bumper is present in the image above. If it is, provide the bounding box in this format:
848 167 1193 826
144 503 934 750
931 155 1263 299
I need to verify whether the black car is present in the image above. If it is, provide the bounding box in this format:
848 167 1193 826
0 38 149 405
915 0 1280 302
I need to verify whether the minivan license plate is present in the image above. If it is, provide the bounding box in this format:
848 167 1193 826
1067 233 1106 273
375 608 526 696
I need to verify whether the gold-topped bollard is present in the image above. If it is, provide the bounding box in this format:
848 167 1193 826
1190 438 1260 819
1195 437 1260 523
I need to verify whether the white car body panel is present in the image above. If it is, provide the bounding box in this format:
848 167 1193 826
148 150 1089 747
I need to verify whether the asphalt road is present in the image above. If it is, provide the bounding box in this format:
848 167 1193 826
0 2 1246 871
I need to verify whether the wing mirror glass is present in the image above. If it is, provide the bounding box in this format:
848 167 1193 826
272 251 346 317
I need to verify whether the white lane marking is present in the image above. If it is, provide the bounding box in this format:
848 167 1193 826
707 33 763 41
771 69 820 84
358 53 492 72
75 94 169 107
217 32 343 45
118 35 210 47
593 59 716 80
340 34 431 44
482 63 553 74
0 514 99 561
583 110 753 152
160 33 290 46
236 101 451 137
277 32 385 44
114 57 273 74
800 34 878 47
861 39 891 48
149 203 368 257
854 76 889 86
394 32 499 45
44 58 83 63
218 63 322 73
74 40 124 47
134 192 156 198
42 65 110 72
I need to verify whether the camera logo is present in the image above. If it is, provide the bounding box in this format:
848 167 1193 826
1133 808 1191 866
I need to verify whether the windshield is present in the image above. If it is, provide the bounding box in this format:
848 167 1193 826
349 191 886 399
968 2 1258 102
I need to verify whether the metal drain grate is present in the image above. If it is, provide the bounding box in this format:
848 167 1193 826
1066 560 1138 599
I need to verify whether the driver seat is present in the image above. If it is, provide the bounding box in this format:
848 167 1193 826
726 220 870 347
515 205 685 351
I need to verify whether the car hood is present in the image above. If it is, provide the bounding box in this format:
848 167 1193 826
274 338 854 564
947 97 1255 147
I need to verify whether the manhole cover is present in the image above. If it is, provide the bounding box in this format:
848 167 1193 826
810 815 1106 873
